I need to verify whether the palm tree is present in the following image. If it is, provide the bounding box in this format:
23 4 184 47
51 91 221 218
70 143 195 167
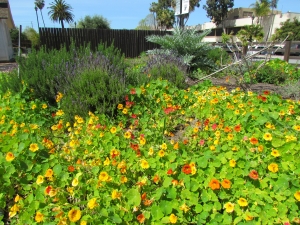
34 6 40 28
48 0 74 28
35 0 46 28
250 0 270 25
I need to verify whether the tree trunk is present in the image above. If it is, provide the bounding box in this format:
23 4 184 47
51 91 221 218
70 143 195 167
60 20 64 29
35 10 40 28
40 10 45 28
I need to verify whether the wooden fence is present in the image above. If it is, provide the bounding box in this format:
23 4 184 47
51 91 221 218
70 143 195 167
39 28 171 58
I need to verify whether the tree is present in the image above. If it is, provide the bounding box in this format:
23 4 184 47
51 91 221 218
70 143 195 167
48 0 74 28
149 0 201 29
250 0 270 24
237 24 264 55
34 6 40 28
272 18 300 41
23 27 40 48
77 15 110 29
34 0 46 28
10 28 28 43
136 14 156 30
203 0 234 32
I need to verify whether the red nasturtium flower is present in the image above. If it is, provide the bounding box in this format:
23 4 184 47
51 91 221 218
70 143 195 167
153 175 160 184
263 90 270 95
249 170 259 180
137 214 145 223
221 179 231 189
68 165 75 172
167 169 173 175
182 164 192 175
130 88 136 94
209 179 220 190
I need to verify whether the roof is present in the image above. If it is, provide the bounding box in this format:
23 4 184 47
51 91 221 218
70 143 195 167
0 0 15 29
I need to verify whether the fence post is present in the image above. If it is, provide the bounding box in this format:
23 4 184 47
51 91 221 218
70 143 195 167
283 40 291 62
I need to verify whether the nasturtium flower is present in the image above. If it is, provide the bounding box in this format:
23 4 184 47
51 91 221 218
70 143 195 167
210 145 216 151
137 214 145 223
227 134 234 140
29 143 39 152
237 198 248 207
117 104 123 109
153 175 160 184
36 175 44 185
161 143 167 150
169 214 177 224
268 163 279 173
271 149 280 157
249 170 259 180
9 204 20 218
120 176 128 183
49 188 57 197
140 159 150 169
56 109 64 116
68 208 81 222
182 164 192 175
224 202 234 213
42 103 47 109
294 191 300 201
257 145 264 152
221 179 231 189
122 108 128 114
139 137 146 145
293 125 300 131
80 221 87 225
45 169 53 178
209 179 220 190
180 203 190 213
245 213 254 221
110 126 117 134
158 150 165 157
104 157 110 166
263 133 272 141
111 190 122 200
173 142 179 150
99 172 109 181
229 159 236 167
72 178 79 187
35 211 44 223
231 146 238 151
124 131 131 139
250 137 258 145
87 198 98 209
56 92 63 102
6 152 15 161
14 195 21 202
234 125 241 132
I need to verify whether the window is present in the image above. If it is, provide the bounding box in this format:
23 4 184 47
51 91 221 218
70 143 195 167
0 3 8 8
243 11 253 18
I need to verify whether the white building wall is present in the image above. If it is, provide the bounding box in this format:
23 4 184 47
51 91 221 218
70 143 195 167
0 19 13 61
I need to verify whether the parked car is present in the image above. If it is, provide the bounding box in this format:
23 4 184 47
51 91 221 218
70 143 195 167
290 43 300 56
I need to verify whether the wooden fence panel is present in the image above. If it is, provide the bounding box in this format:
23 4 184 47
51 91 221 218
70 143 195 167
39 28 171 58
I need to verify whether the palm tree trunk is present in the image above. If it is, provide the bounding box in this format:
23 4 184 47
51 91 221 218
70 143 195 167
60 20 64 29
40 10 45 28
35 9 40 28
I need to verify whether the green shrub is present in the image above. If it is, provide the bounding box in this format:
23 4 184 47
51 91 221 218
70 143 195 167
207 47 232 69
0 70 24 95
143 52 188 89
255 59 300 85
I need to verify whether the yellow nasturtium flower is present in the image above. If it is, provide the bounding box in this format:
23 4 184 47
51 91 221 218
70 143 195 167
35 212 44 223
36 175 44 185
268 163 279 173
68 208 81 222
87 198 98 209
6 152 15 161
224 202 234 213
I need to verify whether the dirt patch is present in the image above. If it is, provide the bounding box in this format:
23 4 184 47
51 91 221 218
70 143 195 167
0 62 18 73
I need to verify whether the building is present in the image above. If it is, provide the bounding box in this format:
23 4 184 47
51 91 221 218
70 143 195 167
0 0 15 61
195 8 300 43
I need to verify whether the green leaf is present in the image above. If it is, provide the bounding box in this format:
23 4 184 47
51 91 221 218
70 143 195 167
272 137 285 148
126 188 141 206
166 187 177 199
151 205 164 220
159 201 173 215
53 164 62 176
110 214 122 224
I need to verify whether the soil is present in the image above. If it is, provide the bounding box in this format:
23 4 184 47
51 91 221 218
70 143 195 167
0 62 297 99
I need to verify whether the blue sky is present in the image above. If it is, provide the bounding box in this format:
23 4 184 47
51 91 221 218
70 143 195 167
9 0 300 31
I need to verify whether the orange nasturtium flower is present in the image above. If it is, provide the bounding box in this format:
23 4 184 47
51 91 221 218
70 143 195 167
35 211 44 223
182 164 192 175
237 198 248 207
221 179 231 189
245 213 254 221
250 137 258 145
68 208 81 222
268 163 279 173
6 152 15 161
224 202 234 213
249 170 259 180
29 143 39 152
294 191 300 201
209 179 220 190
45 169 54 178
169 214 178 224
137 214 145 223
